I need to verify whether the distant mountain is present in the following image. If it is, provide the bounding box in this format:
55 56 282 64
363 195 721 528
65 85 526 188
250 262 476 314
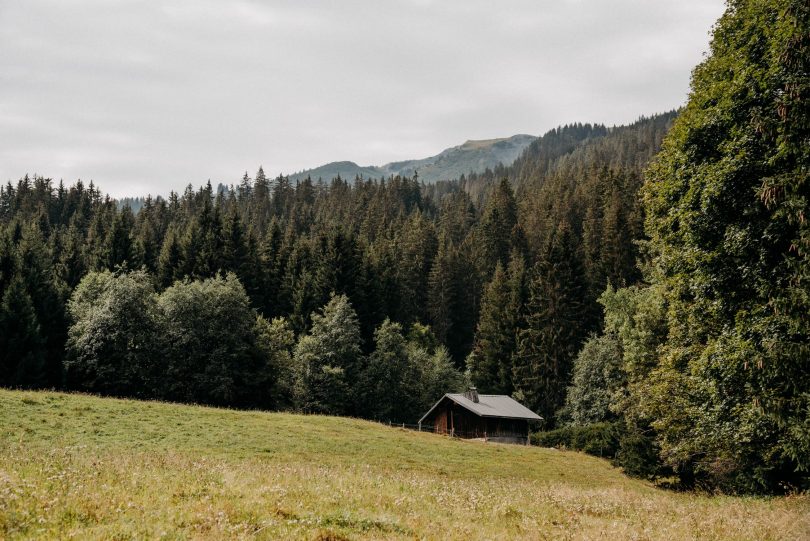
287 161 382 184
287 134 536 183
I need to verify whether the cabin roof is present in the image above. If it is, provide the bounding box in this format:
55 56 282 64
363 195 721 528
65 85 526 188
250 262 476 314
419 393 543 424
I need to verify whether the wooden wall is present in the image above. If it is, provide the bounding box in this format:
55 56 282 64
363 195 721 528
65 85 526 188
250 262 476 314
422 398 529 443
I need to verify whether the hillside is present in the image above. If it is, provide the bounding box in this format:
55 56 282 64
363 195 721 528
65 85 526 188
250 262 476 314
1 390 807 540
286 134 536 183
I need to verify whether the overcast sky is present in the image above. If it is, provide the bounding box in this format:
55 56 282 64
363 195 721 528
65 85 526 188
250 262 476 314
0 0 726 197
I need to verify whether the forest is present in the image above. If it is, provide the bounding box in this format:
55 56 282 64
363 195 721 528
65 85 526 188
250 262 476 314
1 0 808 494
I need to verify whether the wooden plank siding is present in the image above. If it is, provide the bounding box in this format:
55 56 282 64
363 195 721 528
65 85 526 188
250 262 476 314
420 397 530 444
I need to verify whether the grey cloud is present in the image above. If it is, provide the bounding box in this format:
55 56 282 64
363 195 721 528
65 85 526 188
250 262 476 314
0 0 725 197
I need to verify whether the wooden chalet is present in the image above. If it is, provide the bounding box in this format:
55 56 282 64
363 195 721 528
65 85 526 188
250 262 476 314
418 387 542 444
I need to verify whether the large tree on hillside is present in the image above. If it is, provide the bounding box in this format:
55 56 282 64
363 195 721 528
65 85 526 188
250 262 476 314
158 273 269 407
292 294 363 415
467 251 526 395
478 178 518 274
0 275 46 387
360 319 421 423
640 0 809 492
65 269 159 397
512 220 588 423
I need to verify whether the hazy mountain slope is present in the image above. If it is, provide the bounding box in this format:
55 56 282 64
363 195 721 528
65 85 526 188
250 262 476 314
286 161 381 184
438 112 677 204
379 134 536 182
287 134 536 183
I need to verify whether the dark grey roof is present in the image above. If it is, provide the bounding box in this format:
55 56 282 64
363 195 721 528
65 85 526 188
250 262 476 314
419 393 543 424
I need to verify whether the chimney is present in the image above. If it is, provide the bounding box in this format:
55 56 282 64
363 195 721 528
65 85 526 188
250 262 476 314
465 386 479 403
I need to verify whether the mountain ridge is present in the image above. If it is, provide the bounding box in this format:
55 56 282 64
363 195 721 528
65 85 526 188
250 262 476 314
287 133 536 183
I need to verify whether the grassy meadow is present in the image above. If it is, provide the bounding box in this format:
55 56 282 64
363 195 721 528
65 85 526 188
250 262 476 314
0 389 807 540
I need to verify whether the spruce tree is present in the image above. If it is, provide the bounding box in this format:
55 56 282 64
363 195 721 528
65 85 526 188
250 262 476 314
361 319 420 423
427 235 455 348
478 178 518 274
0 275 46 387
512 220 588 422
468 262 516 394
157 229 183 288
104 205 135 269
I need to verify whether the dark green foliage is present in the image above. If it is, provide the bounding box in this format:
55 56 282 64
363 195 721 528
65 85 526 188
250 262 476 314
157 229 183 288
532 422 620 459
558 333 623 426
512 221 589 422
2 222 67 387
255 315 296 410
638 0 810 492
361 319 467 423
532 422 665 480
615 429 666 481
292 294 363 415
65 271 281 408
104 205 136 270
478 178 518 273
65 269 159 397
360 319 421 423
0 275 46 387
413 345 468 413
158 273 271 407
467 254 525 395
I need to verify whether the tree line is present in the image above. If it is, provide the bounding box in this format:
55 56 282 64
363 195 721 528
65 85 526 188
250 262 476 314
61 268 462 422
0 115 653 424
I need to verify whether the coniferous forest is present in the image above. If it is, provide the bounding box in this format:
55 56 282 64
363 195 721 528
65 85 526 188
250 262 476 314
1 0 808 495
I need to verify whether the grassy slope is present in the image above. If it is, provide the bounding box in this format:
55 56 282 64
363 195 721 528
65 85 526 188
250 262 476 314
0 390 807 540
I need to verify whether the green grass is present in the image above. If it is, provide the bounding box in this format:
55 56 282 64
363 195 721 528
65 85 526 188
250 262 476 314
1 390 807 540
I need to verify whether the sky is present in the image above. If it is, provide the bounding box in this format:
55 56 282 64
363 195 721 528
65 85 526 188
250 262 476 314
0 0 727 198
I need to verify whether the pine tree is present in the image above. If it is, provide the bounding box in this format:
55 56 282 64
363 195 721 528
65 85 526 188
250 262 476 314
157 229 183 288
104 205 135 269
223 205 248 276
467 262 515 394
395 211 437 324
427 235 456 347
0 275 45 387
361 319 420 422
258 218 284 315
56 221 87 289
478 178 517 275
16 222 67 387
512 220 588 422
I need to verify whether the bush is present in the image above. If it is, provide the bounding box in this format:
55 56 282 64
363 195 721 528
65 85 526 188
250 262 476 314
533 422 668 480
615 429 667 480
532 422 620 458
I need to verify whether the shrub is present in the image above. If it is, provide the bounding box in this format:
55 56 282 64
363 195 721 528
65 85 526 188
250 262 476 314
533 422 668 480
532 422 620 458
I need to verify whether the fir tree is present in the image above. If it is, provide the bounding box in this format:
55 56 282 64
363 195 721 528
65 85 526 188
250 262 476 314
0 275 46 387
512 220 588 423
